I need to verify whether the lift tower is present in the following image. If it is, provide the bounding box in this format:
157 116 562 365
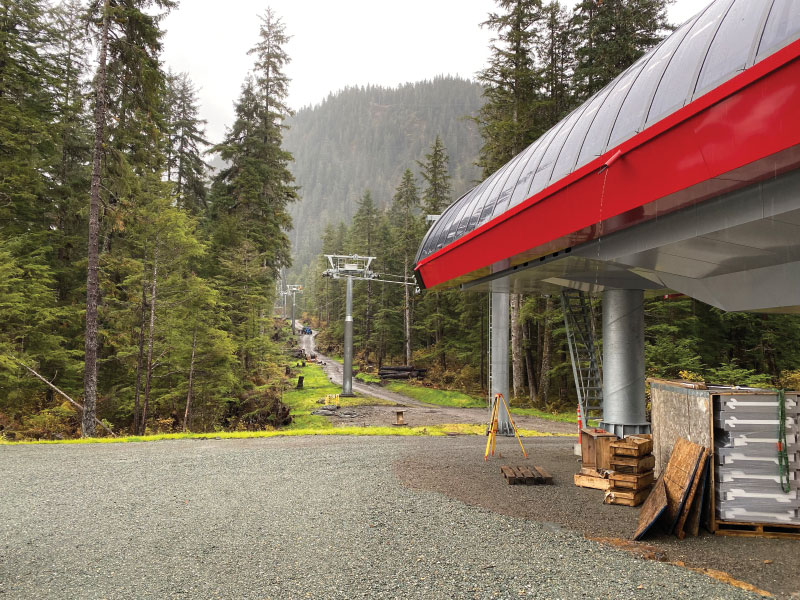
286 284 303 335
322 255 419 397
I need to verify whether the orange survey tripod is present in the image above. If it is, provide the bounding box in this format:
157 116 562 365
484 393 528 461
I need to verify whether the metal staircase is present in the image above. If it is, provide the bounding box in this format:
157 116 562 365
561 290 603 424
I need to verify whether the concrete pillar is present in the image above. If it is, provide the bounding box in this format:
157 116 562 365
599 288 650 437
342 276 355 397
490 278 513 436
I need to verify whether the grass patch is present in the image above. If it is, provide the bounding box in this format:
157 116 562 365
385 381 486 408
0 424 572 445
382 380 586 425
355 372 380 384
281 362 394 430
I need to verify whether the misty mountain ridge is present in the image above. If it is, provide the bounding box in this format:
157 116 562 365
282 75 485 270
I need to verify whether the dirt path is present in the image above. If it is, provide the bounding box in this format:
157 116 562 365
298 327 575 434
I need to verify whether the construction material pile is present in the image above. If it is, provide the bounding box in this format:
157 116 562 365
714 390 799 525
605 436 655 507
634 437 710 540
377 366 427 380
574 429 654 507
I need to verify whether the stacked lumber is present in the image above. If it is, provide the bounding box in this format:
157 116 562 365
378 366 427 380
714 390 800 526
501 465 553 485
604 435 654 506
634 437 709 540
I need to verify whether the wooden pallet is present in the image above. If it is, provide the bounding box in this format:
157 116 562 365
501 465 553 485
715 520 800 539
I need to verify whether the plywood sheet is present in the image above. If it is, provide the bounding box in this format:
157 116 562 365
676 448 709 539
650 380 712 476
663 438 705 532
686 453 710 537
633 474 668 540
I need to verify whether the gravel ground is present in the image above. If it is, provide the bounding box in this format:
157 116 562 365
397 436 800 599
0 436 766 599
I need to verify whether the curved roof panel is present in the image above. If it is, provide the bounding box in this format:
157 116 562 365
416 0 800 266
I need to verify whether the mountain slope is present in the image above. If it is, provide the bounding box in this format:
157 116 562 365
283 76 484 270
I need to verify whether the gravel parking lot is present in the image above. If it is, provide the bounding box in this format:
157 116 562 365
0 436 770 599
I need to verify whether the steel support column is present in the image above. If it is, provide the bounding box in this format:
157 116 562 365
490 278 513 436
291 291 296 335
342 275 355 397
599 288 650 437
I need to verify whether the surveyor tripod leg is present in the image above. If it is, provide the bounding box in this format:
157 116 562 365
501 395 528 458
484 400 498 461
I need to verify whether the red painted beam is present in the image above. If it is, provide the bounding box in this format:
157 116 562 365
416 38 800 290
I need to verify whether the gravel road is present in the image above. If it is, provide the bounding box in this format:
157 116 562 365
1 436 763 599
298 329 575 435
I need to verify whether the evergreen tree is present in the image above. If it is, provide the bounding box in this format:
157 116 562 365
165 70 209 213
418 136 452 216
571 0 671 102
209 8 297 375
475 0 545 175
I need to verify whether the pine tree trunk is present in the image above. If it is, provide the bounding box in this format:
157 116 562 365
140 240 159 434
83 0 109 438
183 326 197 432
404 256 411 366
133 279 146 432
511 293 523 398
524 320 538 405
538 295 553 404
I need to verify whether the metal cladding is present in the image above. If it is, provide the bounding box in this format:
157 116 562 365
414 0 800 299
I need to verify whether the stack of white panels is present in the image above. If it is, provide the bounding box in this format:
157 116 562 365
713 391 800 524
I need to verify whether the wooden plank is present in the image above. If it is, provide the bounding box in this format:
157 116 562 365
500 465 518 484
676 448 709 539
534 465 553 484
597 436 617 470
685 452 710 537
610 454 655 473
633 474 668 540
574 473 610 490
663 438 704 533
518 466 537 484
609 470 654 490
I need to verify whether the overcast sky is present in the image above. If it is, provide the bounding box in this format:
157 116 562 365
161 0 703 144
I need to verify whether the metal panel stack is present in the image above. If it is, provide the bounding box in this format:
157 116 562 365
713 390 800 525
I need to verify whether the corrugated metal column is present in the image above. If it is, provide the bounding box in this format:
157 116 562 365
342 275 355 397
490 277 513 435
599 288 650 437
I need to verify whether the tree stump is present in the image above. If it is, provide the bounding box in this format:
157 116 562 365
296 376 304 389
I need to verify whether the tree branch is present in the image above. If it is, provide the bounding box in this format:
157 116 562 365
7 355 116 437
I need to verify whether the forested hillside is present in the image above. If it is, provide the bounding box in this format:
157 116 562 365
283 78 484 269
0 1 297 439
